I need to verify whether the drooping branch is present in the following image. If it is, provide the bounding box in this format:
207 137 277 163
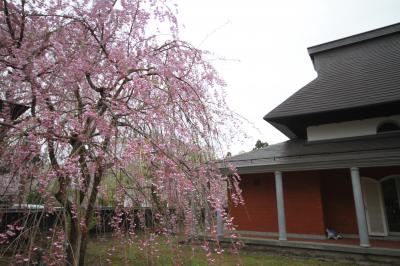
17 0 25 47
2 0 15 40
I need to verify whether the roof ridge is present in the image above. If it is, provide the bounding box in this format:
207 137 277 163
308 22 400 56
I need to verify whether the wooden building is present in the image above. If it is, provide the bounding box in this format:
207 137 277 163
224 23 400 248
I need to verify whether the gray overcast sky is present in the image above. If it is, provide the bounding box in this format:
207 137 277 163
175 0 400 154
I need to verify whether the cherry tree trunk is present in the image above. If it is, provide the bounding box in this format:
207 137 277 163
66 216 82 266
66 210 91 266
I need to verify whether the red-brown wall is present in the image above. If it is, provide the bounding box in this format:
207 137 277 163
230 171 326 235
361 166 400 181
319 167 400 235
229 169 372 236
283 171 326 235
230 167 400 236
320 169 358 234
229 173 278 232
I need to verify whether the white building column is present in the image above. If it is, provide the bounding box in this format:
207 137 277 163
216 209 224 239
275 171 287 241
350 167 370 247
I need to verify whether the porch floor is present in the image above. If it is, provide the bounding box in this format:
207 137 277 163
236 234 400 249
293 238 400 249
218 234 400 261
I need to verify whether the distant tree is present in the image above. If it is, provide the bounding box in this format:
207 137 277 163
226 152 232 157
253 139 268 150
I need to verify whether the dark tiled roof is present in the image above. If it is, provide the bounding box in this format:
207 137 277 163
222 133 400 173
264 25 400 121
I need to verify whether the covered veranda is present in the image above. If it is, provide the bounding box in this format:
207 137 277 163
221 133 400 251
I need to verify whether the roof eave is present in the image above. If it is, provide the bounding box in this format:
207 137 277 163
265 120 298 139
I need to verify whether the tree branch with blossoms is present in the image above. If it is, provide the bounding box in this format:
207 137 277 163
0 1 244 265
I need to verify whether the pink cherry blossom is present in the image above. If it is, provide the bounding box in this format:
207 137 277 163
0 0 243 264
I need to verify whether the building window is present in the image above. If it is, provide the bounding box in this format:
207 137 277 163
377 121 400 133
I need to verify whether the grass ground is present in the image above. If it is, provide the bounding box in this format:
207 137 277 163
85 235 350 266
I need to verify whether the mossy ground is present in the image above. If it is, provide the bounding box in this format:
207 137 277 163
85 235 352 266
